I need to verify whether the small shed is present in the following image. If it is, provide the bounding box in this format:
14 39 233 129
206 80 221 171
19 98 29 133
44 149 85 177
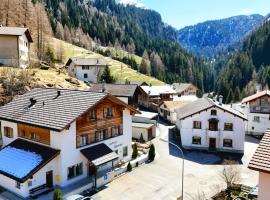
132 123 155 142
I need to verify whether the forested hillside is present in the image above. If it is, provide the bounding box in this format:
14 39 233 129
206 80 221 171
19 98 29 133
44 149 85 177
178 14 264 58
216 19 270 103
42 0 215 92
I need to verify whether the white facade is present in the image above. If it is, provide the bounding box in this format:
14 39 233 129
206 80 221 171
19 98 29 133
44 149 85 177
0 34 30 68
0 109 133 198
258 172 270 200
132 123 155 141
68 62 105 83
238 103 270 136
176 107 246 153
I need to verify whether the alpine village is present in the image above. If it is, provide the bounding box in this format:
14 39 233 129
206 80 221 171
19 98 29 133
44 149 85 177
0 0 270 200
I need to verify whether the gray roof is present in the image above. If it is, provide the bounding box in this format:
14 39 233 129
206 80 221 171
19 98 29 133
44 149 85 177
132 122 154 129
0 26 33 42
172 83 196 94
176 97 247 120
140 85 176 96
0 88 107 131
66 57 109 66
89 84 138 97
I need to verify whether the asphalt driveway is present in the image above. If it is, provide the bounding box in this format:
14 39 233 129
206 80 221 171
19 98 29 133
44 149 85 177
92 122 259 200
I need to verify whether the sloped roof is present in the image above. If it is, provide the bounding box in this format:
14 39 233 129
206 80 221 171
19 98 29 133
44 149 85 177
242 90 270 103
89 84 138 97
0 139 60 183
66 57 109 66
160 100 192 111
140 85 176 96
176 97 247 120
0 88 138 132
80 143 118 166
0 26 33 42
172 83 197 93
249 130 270 174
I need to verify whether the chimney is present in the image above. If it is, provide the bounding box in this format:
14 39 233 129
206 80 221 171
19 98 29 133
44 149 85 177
218 95 223 105
28 98 37 108
102 80 106 92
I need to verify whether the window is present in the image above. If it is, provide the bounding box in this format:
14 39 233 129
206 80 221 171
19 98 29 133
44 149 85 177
67 163 83 179
115 150 118 154
28 180 32 187
112 125 123 137
4 127 13 138
254 116 260 122
82 66 90 70
21 130 26 138
89 110 96 120
123 146 128 157
80 135 88 146
104 107 113 118
95 129 108 142
193 121 202 129
192 136 201 145
84 73 88 79
223 139 233 148
16 181 21 189
31 133 39 141
224 123 233 131
211 110 217 116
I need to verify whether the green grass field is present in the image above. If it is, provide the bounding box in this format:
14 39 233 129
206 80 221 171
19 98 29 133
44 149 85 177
50 38 164 86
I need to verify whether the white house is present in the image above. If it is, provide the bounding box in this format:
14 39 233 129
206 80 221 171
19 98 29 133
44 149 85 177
176 96 247 153
132 123 155 142
241 90 270 136
66 57 109 83
0 88 138 198
0 26 33 68
249 129 270 200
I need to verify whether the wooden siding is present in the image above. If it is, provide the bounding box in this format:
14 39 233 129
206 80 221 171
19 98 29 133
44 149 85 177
76 98 124 147
17 124 50 145
250 95 270 113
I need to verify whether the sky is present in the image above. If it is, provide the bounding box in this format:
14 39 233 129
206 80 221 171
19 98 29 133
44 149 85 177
129 0 270 29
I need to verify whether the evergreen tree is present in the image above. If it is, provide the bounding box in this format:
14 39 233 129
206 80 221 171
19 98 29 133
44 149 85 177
53 188 62 200
132 143 138 159
127 162 132 172
100 65 116 83
148 144 156 161
234 87 241 102
226 89 233 104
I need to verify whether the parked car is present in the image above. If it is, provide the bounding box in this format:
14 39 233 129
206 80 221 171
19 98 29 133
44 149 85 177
65 194 94 200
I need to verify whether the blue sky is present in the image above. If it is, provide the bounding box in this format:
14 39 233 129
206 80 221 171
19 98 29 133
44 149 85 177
138 0 270 28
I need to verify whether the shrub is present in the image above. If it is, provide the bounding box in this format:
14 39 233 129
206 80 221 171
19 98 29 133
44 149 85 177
136 162 139 167
127 162 132 172
53 188 62 200
148 143 156 161
132 143 138 159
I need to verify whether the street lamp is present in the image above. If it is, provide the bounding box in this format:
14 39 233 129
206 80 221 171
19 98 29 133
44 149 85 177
160 138 184 200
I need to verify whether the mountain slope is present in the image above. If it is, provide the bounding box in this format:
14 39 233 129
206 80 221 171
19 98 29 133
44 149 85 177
216 18 270 102
42 0 215 92
178 14 264 58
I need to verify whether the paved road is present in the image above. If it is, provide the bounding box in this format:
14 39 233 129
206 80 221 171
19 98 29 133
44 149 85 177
92 122 259 200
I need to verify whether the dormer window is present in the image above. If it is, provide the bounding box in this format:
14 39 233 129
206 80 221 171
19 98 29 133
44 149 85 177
89 110 96 120
211 110 217 116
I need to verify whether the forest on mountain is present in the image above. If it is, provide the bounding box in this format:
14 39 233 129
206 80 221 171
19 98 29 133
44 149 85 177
178 14 264 58
41 0 216 92
216 19 270 103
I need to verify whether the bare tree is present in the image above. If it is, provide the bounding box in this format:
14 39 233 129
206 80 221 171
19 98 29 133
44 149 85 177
220 165 241 200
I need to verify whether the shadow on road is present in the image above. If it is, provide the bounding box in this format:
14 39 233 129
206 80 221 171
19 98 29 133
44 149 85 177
167 128 244 165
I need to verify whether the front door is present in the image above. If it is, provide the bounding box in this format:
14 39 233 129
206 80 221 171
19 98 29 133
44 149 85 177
46 171 53 188
209 138 216 149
